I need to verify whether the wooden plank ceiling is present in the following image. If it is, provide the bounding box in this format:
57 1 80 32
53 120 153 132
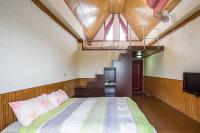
65 0 181 41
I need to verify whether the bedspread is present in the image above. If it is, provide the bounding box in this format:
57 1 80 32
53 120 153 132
19 97 156 133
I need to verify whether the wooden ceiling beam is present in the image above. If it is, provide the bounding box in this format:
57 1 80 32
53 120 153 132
122 0 182 41
65 0 110 40
122 13 143 41
34 0 182 42
90 12 110 41
109 0 125 13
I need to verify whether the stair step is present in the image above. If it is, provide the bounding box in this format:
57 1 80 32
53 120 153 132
85 51 127 96
95 74 104 81
104 67 116 69
96 74 104 77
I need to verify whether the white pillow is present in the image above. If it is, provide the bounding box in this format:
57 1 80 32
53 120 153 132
48 89 68 107
9 94 54 127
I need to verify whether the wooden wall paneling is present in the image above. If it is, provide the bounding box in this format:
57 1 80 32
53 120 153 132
1 79 77 131
77 78 95 87
0 77 97 131
144 76 200 123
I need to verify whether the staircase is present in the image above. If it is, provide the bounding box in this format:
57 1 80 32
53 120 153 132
75 45 164 97
77 50 133 97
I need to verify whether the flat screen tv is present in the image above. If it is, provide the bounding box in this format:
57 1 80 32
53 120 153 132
183 72 200 97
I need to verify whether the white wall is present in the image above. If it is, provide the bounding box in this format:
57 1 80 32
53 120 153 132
40 0 84 39
146 0 200 44
0 0 79 94
77 45 124 78
144 16 200 80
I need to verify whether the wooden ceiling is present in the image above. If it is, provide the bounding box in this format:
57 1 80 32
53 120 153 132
65 0 181 41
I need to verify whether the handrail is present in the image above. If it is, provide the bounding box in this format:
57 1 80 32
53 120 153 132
84 25 161 50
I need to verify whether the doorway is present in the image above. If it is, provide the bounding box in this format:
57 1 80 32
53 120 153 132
132 60 143 95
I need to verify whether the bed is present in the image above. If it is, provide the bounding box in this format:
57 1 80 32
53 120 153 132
2 97 156 133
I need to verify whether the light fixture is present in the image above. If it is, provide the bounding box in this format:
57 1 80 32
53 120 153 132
136 51 142 56
136 51 143 58
136 55 143 59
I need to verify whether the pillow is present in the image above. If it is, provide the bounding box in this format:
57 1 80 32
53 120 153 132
9 94 54 127
48 89 68 107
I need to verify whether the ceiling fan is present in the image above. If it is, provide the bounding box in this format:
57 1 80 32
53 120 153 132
146 0 173 22
155 10 170 22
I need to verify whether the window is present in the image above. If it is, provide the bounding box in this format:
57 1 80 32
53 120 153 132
106 24 113 40
120 25 126 41
106 24 127 41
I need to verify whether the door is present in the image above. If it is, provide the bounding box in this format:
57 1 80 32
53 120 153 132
132 60 143 94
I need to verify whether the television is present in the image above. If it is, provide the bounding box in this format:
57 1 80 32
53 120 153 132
183 72 200 97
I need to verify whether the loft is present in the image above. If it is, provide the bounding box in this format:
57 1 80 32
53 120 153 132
1 0 200 132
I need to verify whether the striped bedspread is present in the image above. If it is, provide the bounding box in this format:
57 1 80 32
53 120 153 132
19 97 156 133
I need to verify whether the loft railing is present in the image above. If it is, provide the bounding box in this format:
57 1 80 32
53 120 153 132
83 25 160 50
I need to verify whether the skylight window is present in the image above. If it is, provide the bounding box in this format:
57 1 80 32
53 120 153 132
120 25 126 41
106 24 113 40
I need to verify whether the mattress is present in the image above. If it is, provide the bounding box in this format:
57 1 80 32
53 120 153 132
3 97 156 133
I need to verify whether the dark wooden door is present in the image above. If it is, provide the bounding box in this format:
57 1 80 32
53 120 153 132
132 60 143 94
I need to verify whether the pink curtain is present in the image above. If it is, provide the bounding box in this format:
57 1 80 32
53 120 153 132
104 14 115 40
118 14 128 40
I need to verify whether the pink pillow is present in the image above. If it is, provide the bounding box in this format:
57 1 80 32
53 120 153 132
9 94 54 127
48 89 69 107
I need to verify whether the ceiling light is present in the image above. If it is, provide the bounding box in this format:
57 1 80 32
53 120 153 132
136 51 142 56
136 55 143 59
